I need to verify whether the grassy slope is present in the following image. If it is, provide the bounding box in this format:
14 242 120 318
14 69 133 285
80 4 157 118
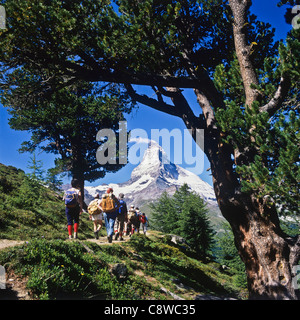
0 234 247 300
0 163 247 300
0 163 93 240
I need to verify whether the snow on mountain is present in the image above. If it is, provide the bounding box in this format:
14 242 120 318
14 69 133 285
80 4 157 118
84 140 218 210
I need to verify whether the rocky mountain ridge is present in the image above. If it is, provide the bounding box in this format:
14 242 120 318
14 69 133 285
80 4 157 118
84 141 223 228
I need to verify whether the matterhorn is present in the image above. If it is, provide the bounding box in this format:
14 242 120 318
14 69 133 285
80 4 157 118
84 140 223 227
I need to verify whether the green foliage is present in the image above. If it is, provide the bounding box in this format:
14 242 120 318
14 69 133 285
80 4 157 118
0 238 146 300
215 98 299 217
0 1 298 299
1 0 298 223
26 152 45 181
214 34 300 218
2 79 133 185
0 164 246 300
0 0 233 82
0 163 92 240
0 235 246 300
214 223 247 289
20 239 104 299
12 175 41 210
239 111 299 215
212 9 300 221
150 184 215 258
126 234 243 298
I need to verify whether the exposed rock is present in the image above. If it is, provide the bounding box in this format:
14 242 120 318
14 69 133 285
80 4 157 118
160 287 184 300
194 294 237 300
112 263 128 280
169 234 189 246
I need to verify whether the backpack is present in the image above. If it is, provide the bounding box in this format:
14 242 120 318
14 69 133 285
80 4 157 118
88 199 101 215
118 199 127 216
64 189 79 208
140 215 146 224
101 194 118 213
128 209 137 222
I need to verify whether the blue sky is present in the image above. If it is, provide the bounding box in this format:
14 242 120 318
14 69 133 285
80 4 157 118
0 1 292 187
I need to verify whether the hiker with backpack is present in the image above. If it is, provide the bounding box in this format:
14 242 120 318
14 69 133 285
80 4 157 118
127 205 140 236
127 205 136 236
63 178 83 239
87 194 103 239
114 193 128 241
123 211 131 236
133 208 142 234
100 188 120 243
139 212 149 235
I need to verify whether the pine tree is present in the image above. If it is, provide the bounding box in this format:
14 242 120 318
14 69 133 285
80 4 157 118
150 192 178 234
0 0 299 299
150 184 214 257
2 79 133 201
181 199 215 259
27 152 44 181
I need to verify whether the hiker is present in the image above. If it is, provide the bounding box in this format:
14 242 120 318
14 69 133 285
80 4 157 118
127 205 140 235
123 214 131 236
139 212 149 235
134 207 141 234
87 194 103 239
100 187 120 243
63 178 83 239
114 193 128 241
127 205 136 236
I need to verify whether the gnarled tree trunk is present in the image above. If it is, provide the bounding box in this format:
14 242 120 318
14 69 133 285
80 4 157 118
220 197 300 300
127 82 300 299
206 131 300 299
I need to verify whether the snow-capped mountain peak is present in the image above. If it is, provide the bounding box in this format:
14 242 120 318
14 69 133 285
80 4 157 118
131 140 179 181
85 140 217 208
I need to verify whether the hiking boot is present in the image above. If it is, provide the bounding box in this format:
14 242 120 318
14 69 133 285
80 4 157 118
94 231 99 239
114 232 119 240
108 235 112 243
119 237 124 241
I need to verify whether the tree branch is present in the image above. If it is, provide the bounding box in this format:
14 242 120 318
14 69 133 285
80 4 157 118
165 87 206 132
180 50 226 111
125 84 181 117
194 88 217 130
62 60 208 89
229 0 261 107
6 45 207 90
260 76 291 117
125 85 206 132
